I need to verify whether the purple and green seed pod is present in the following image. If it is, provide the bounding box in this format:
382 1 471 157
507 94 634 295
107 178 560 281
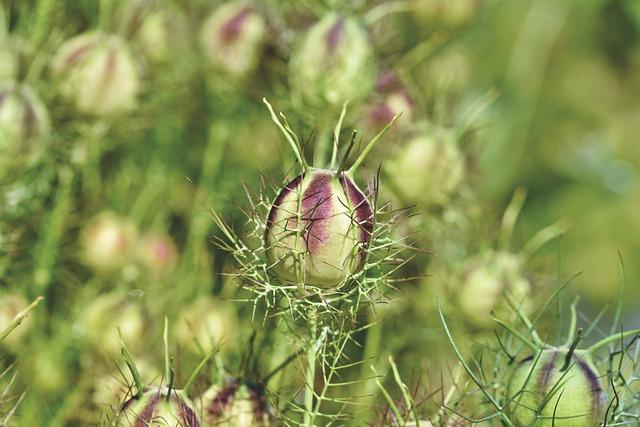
265 168 374 288
507 349 605 427
117 387 201 427
200 380 271 426
0 83 50 150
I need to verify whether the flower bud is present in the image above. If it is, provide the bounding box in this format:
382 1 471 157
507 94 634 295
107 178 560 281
290 13 375 112
412 0 479 28
366 72 414 130
117 387 200 427
52 32 140 117
0 83 50 150
176 297 238 355
201 380 271 426
385 129 464 206
457 251 530 330
265 169 374 287
0 293 33 347
81 212 137 272
507 349 605 426
79 292 145 356
136 233 178 274
136 6 190 63
200 2 266 79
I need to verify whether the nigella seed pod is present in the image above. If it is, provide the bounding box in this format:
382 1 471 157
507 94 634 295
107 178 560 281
290 13 374 112
507 349 605 426
200 1 266 79
385 129 464 206
265 169 374 288
457 251 530 330
136 233 178 275
367 72 414 131
201 381 271 426
117 387 200 427
52 32 140 117
135 7 190 63
0 83 50 150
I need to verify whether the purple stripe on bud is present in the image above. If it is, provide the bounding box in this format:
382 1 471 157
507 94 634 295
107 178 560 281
266 174 304 229
300 172 333 255
326 17 345 53
219 7 252 44
339 174 374 264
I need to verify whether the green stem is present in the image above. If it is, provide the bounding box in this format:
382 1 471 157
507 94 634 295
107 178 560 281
499 187 526 251
313 125 331 169
263 98 308 172
304 312 317 427
347 115 399 176
329 102 348 170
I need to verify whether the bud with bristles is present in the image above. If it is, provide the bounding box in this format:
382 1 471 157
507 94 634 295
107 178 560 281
0 83 50 151
200 2 266 79
385 129 465 207
290 13 375 112
265 169 374 288
200 380 271 427
52 32 140 117
507 348 605 426
117 387 201 427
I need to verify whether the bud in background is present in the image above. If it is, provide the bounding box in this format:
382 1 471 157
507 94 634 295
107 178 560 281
200 2 266 79
135 5 191 63
52 32 140 117
81 212 137 272
200 380 272 426
78 292 146 356
457 251 530 330
290 13 375 112
0 293 33 348
366 71 414 131
507 349 605 426
117 387 200 427
265 170 374 288
385 128 465 207
136 233 178 275
176 297 238 355
412 0 480 29
0 83 50 151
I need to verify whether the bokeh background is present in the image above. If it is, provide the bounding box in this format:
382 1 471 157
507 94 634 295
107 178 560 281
1 0 640 425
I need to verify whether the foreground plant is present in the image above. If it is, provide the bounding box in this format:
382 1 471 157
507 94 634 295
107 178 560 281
439 275 640 426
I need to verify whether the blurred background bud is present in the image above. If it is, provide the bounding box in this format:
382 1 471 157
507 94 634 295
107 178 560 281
52 32 140 117
81 213 137 272
78 291 146 357
134 4 191 64
290 13 375 114
200 1 266 79
457 251 530 330
136 233 178 275
176 296 238 355
385 127 465 207
0 83 50 152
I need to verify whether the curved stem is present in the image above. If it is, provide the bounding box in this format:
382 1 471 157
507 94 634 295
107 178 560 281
329 101 348 170
586 329 640 356
364 1 412 25
347 115 398 177
263 98 308 172
304 311 318 426
499 187 526 251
